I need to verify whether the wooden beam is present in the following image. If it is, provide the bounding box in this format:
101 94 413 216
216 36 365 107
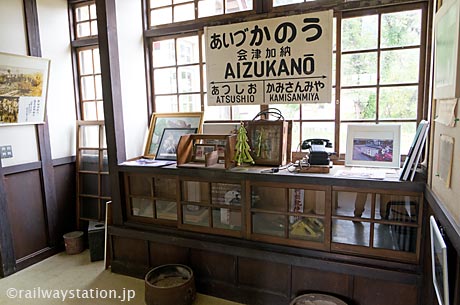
0 163 16 277
23 0 59 247
96 0 126 225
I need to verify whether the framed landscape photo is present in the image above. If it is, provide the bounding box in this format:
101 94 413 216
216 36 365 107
144 112 203 158
345 124 401 168
155 127 197 161
193 144 216 162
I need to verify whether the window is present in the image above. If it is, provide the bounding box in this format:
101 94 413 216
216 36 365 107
146 1 428 158
74 1 98 38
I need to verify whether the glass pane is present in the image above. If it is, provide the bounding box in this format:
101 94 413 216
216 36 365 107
155 95 178 112
374 223 417 252
340 88 377 120
251 186 285 212
211 183 241 205
154 68 177 94
96 101 104 120
174 0 191 3
77 22 91 38
79 150 99 171
153 177 176 199
273 0 303 7
79 49 93 75
177 36 199 65
379 86 417 120
289 217 324 242
213 208 241 230
381 10 422 48
342 15 378 51
156 200 177 220
174 3 194 22
76 6 89 22
225 0 252 13
182 181 210 202
80 173 98 195
101 174 111 197
89 4 97 19
93 49 101 73
252 213 285 237
183 205 209 226
80 197 99 220
232 105 260 120
399 122 417 156
80 125 99 147
378 194 419 222
341 52 378 86
332 219 370 246
301 100 335 120
83 102 97 120
101 150 109 172
153 39 176 68
151 7 172 26
81 76 95 100
198 0 223 18
204 105 231 120
178 66 200 92
132 198 154 217
291 121 300 152
151 0 171 8
333 192 372 218
128 175 151 196
380 49 420 84
179 94 201 112
90 21 98 36
269 104 300 120
289 189 326 215
95 75 102 99
301 122 334 145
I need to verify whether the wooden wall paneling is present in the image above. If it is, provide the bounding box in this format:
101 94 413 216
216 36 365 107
190 249 236 284
111 236 149 278
291 266 353 302
148 242 190 268
4 171 48 260
95 0 126 226
353 276 418 305
0 163 15 277
53 163 77 240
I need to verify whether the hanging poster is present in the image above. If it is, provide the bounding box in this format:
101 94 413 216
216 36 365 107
0 52 50 125
205 10 333 106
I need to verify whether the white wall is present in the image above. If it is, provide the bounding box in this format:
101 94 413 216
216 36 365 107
116 0 148 159
0 0 40 166
37 0 77 159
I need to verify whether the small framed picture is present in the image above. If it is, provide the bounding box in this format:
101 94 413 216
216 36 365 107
345 124 401 168
156 128 197 161
193 144 216 162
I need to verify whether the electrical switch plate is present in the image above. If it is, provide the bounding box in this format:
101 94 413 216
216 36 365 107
0 145 13 159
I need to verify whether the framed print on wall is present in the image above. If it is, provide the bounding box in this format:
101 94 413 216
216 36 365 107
345 124 401 168
430 216 450 305
144 112 204 158
433 0 460 99
155 127 197 161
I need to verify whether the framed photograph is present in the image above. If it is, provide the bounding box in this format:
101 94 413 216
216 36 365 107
246 120 289 166
345 124 401 168
430 216 450 305
433 0 460 99
0 52 50 125
193 144 216 162
155 127 197 161
144 112 204 158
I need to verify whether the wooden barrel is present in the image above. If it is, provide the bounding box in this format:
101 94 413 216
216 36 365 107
290 293 348 305
145 264 195 305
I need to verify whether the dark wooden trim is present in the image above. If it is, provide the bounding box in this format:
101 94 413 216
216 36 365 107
0 163 16 277
15 246 63 272
52 156 76 167
2 162 42 175
96 0 126 225
67 1 82 121
23 0 59 247
141 0 153 119
425 187 460 254
71 37 99 48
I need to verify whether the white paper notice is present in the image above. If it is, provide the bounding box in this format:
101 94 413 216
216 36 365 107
435 98 457 127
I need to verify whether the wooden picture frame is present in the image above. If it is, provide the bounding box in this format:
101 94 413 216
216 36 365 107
155 127 197 161
345 124 401 168
430 216 450 305
144 112 204 158
246 120 289 166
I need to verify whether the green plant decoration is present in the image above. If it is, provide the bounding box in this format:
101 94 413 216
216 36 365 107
233 123 255 166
